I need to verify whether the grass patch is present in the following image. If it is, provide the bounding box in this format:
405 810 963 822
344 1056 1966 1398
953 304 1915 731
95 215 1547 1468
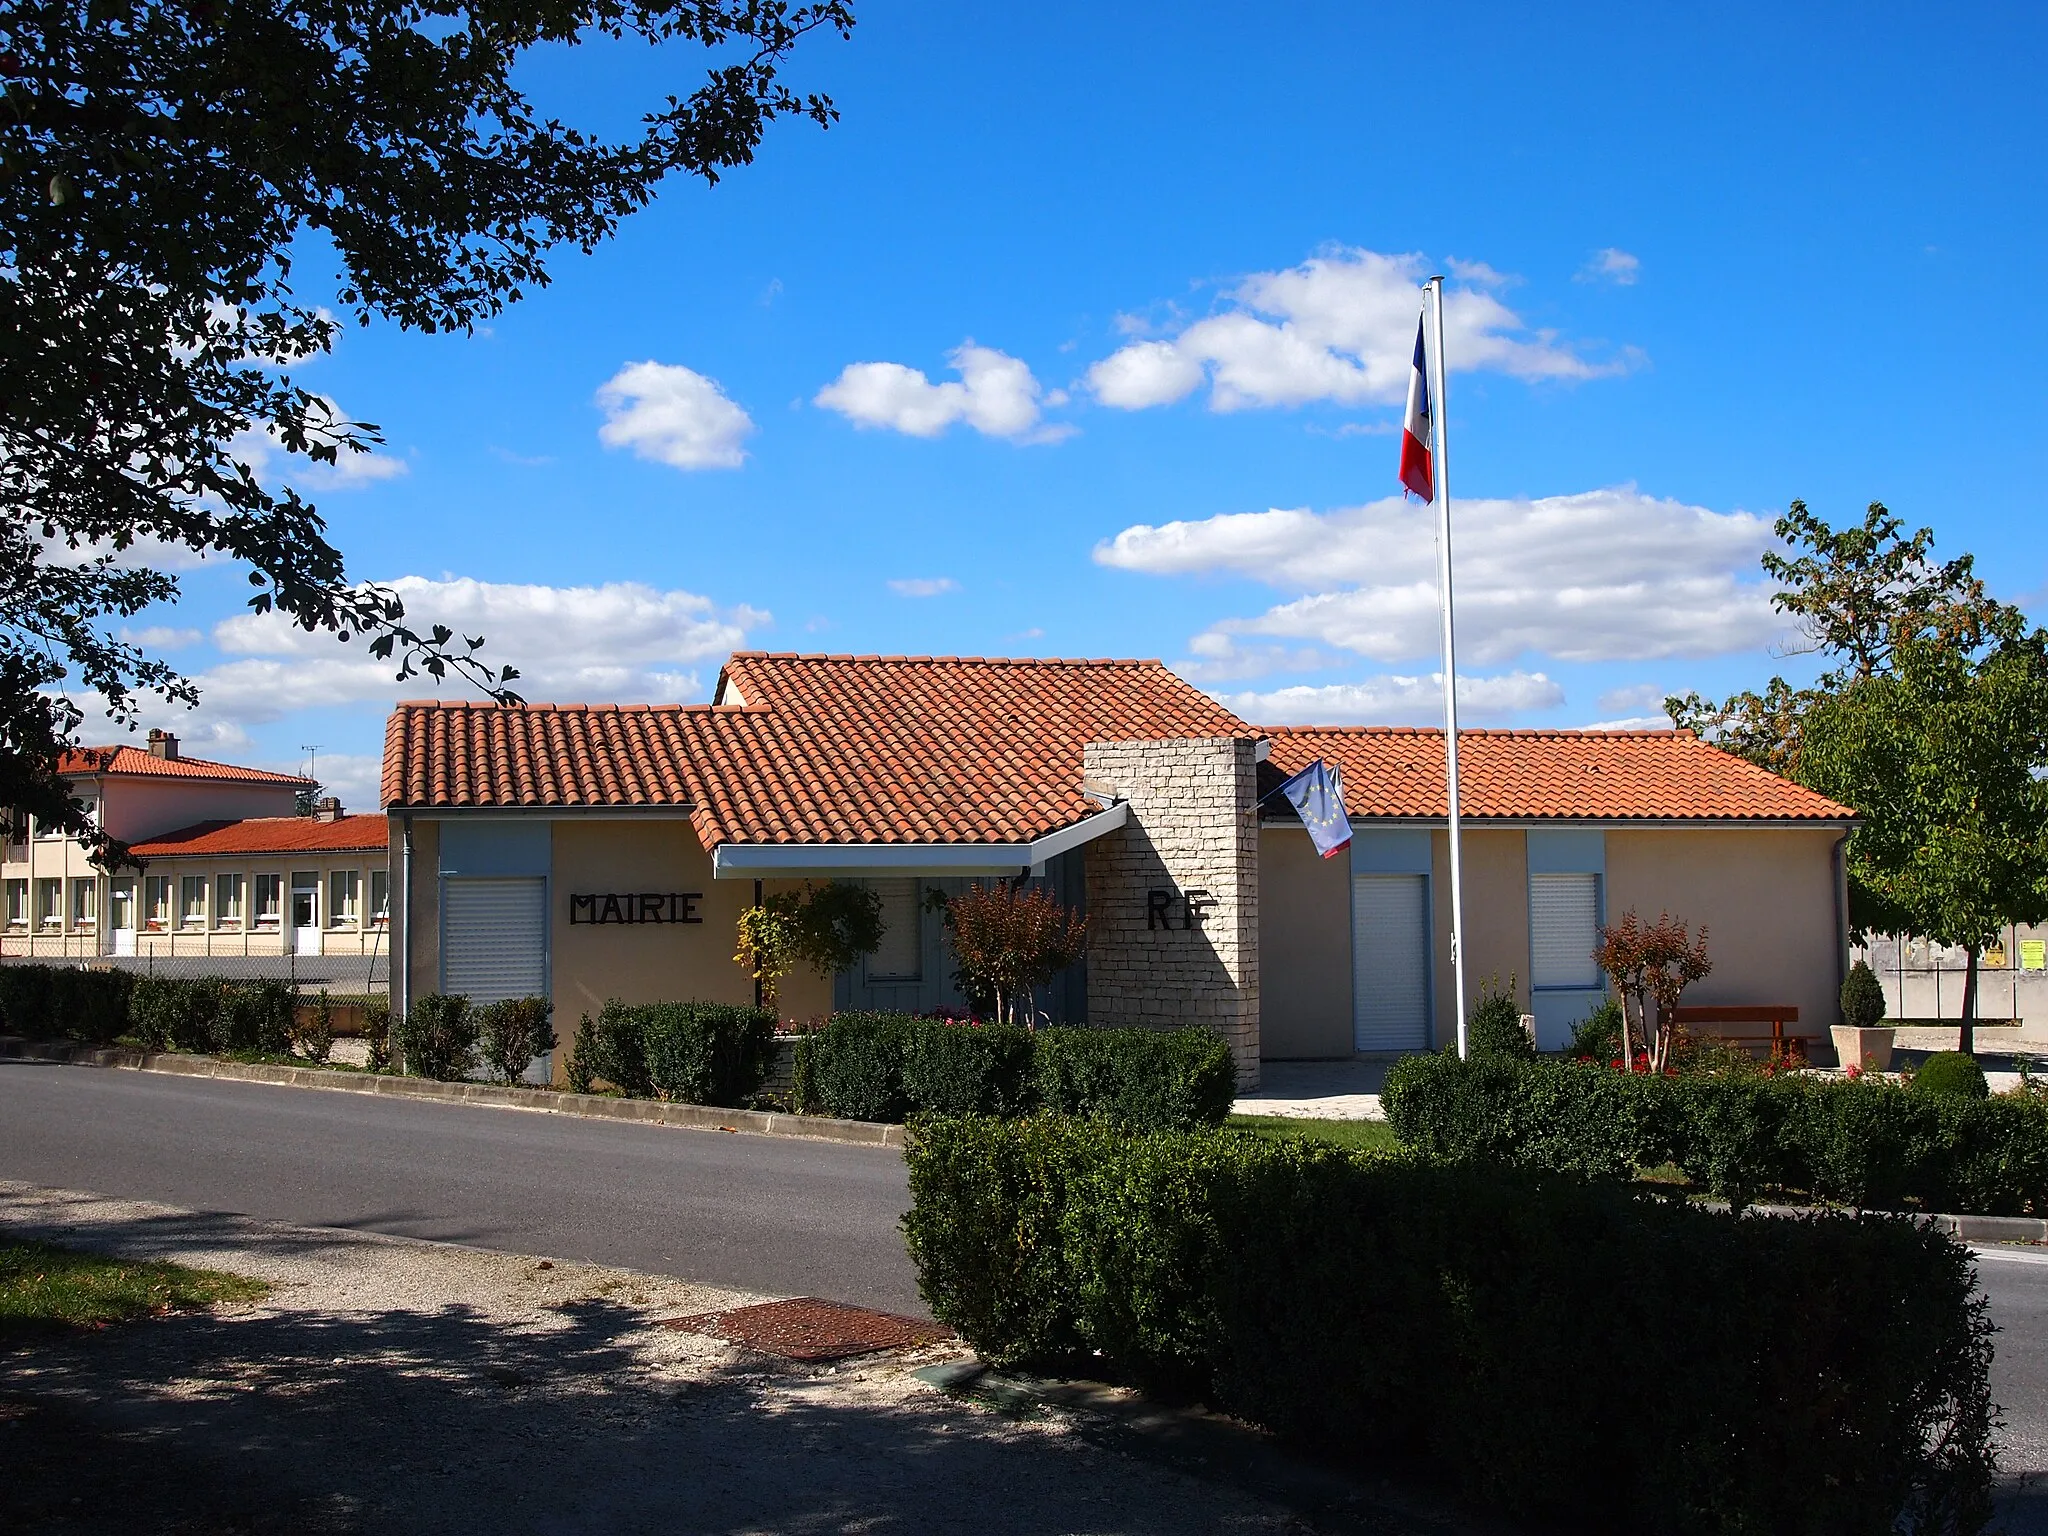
0 1240 269 1335
1226 1113 1399 1154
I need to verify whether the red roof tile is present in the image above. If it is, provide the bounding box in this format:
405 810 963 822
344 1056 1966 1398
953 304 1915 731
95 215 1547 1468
59 746 311 787
1264 727 1855 822
130 816 389 858
383 654 1253 847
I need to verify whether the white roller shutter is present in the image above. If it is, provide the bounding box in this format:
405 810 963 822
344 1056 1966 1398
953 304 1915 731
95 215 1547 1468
442 877 547 1003
1352 874 1430 1052
1530 872 1602 989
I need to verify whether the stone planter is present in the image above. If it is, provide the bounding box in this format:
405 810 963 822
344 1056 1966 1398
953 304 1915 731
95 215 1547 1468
1831 1025 1896 1074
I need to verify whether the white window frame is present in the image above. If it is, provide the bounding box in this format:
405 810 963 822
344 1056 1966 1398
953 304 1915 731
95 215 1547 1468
5 878 27 927
36 877 62 927
179 874 207 927
215 872 245 928
145 874 172 928
253 872 283 927
370 869 390 926
329 869 361 928
70 876 96 928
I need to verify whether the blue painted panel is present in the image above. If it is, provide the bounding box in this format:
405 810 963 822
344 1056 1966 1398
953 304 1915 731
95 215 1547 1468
1530 988 1608 1052
1349 828 1433 875
1526 828 1606 875
438 819 551 877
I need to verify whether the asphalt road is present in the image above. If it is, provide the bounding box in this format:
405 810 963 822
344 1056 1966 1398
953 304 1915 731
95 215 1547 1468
3 1059 2045 1524
0 1060 924 1315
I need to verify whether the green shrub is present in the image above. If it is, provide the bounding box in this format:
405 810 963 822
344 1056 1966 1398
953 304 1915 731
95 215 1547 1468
0 964 132 1044
904 1116 1995 1536
1383 1051 2048 1217
1032 1026 1237 1131
640 1002 774 1106
393 993 477 1081
1382 1051 1675 1181
1567 996 1623 1060
213 979 294 1055
1466 976 1533 1060
575 999 654 1096
1913 1051 1989 1100
793 1010 917 1120
125 975 292 1055
362 1000 392 1072
563 1011 598 1093
291 993 336 1064
902 1019 1035 1116
475 996 556 1084
1842 959 1888 1029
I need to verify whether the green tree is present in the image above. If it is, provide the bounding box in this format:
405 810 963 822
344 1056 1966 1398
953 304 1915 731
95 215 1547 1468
1798 630 2048 1053
1665 501 2004 774
734 882 883 1012
1 0 852 856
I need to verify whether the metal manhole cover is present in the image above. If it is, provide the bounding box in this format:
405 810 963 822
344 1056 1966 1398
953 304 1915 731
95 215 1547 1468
657 1297 953 1361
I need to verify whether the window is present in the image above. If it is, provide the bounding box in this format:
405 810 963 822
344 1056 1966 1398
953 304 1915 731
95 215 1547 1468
180 875 207 927
1529 872 1603 990
329 869 360 927
254 873 282 926
36 878 62 926
145 875 172 927
370 869 390 925
5 879 26 927
866 878 922 981
70 876 96 927
34 813 61 840
74 797 97 829
215 873 245 927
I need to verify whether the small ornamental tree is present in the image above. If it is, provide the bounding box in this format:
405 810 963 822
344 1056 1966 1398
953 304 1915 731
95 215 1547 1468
734 881 884 1012
1841 960 1888 1030
938 882 1088 1028
1594 910 1712 1074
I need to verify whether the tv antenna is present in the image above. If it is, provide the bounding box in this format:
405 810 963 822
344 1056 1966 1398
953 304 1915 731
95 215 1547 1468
299 744 322 783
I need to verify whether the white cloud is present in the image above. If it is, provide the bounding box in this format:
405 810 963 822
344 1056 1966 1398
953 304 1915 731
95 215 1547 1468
1216 671 1564 726
1087 248 1628 413
595 361 754 470
1577 714 1670 732
285 751 383 813
119 626 203 650
887 577 959 597
1596 682 1670 716
1096 487 1779 666
207 576 767 713
814 344 1072 443
1578 248 1642 286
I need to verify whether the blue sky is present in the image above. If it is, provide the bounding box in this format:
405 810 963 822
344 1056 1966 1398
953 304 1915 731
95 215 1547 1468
124 1 2048 808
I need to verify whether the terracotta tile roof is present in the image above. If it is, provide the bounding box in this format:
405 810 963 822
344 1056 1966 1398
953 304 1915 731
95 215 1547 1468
58 746 311 786
129 815 390 858
1263 727 1856 823
383 654 1253 847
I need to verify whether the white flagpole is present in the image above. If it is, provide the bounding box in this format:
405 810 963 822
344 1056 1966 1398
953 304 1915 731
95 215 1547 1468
1427 275 1471 1059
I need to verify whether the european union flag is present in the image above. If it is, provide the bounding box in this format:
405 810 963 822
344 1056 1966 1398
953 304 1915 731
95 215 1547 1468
1277 759 1353 859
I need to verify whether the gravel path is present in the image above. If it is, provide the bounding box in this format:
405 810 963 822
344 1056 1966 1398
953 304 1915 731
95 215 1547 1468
0 1181 1485 1535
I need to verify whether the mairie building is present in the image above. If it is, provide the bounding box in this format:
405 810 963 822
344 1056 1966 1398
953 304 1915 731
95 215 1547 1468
383 651 1857 1087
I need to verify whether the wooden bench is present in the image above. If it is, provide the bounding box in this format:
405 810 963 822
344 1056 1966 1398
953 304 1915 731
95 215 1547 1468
1667 1005 1820 1061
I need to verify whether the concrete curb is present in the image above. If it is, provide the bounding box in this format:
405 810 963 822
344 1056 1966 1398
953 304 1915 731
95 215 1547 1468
0 1036 905 1150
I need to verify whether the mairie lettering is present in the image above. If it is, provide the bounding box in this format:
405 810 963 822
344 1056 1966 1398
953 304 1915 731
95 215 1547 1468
568 892 704 925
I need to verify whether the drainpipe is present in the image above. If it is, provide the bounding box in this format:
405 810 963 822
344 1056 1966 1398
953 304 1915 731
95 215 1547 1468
752 879 763 1010
1831 830 1850 1017
399 815 414 1023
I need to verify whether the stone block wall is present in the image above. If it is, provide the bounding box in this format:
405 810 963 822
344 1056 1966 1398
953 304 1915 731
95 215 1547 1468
1082 737 1261 1087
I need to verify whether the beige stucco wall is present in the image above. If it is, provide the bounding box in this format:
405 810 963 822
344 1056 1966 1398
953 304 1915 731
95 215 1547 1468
104 776 304 843
1429 828 1533 1047
1605 826 1846 1033
546 821 829 1042
1257 827 1352 1058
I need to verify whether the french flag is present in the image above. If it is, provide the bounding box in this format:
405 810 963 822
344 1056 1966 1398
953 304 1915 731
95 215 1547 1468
1399 315 1434 502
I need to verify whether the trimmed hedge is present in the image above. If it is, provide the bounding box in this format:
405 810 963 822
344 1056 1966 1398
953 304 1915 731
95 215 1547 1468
792 1014 1235 1131
1383 1051 2048 1215
0 964 133 1044
567 999 775 1108
905 1115 1995 1536
129 975 293 1056
1031 1025 1236 1131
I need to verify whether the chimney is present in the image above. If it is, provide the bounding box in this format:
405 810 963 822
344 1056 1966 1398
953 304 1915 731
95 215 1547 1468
313 797 343 823
147 729 179 760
